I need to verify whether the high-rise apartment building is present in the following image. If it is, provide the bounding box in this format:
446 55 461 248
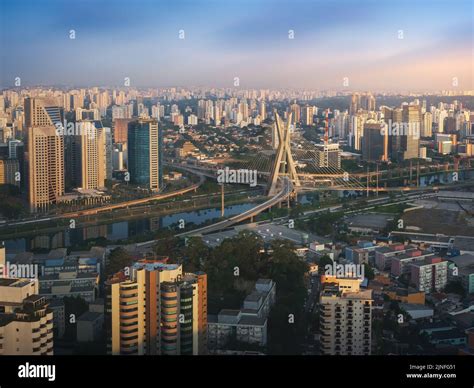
319 278 372 355
361 93 376 112
0 278 54 355
350 93 361 115
303 105 315 126
422 112 433 137
290 103 301 124
105 261 207 355
259 100 266 121
127 119 162 191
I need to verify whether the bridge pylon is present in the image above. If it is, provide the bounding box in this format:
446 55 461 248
268 111 301 196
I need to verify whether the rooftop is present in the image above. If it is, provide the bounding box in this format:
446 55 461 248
78 311 103 322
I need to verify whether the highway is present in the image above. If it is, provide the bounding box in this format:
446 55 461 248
2 174 206 228
176 177 293 237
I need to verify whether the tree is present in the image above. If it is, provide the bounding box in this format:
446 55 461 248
444 280 465 297
106 247 133 276
364 263 375 280
265 241 308 355
154 236 182 259
183 237 209 272
317 255 333 275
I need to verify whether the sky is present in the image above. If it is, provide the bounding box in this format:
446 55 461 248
0 0 472 91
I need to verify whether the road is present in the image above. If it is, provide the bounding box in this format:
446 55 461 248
3 173 205 228
176 177 293 237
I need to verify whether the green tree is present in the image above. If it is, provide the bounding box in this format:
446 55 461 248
317 255 333 274
106 247 133 276
364 263 375 280
183 237 209 272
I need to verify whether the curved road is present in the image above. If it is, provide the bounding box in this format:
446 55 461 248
176 177 292 237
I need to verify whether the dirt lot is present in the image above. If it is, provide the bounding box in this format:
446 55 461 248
402 208 474 236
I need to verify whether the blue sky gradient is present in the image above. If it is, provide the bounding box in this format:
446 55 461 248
0 0 472 90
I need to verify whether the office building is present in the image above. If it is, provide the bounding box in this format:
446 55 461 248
393 105 421 160
362 122 386 161
127 119 162 191
315 143 341 169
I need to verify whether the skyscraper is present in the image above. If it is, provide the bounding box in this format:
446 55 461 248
25 98 65 212
27 125 64 212
350 93 361 115
78 122 106 189
303 105 315 126
290 103 301 124
422 112 433 138
362 122 385 162
106 261 207 355
399 105 421 160
361 93 376 112
24 97 62 128
259 100 266 121
127 119 162 191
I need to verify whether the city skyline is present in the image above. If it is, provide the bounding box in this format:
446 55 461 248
0 0 472 91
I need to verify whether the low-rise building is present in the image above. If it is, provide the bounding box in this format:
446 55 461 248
400 303 434 320
207 279 276 351
77 311 104 342
391 250 436 277
375 244 418 271
385 287 425 304
39 270 99 302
